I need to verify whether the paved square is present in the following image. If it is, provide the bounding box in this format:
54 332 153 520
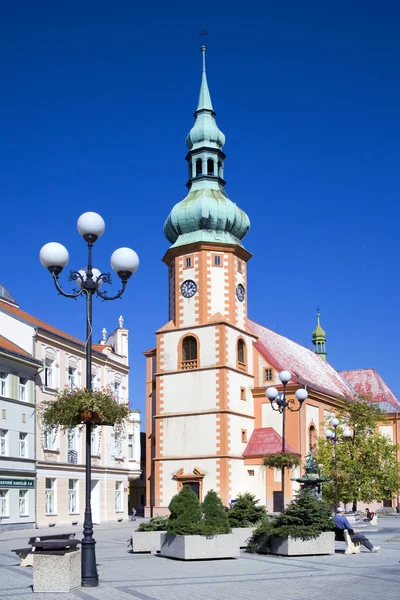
1 519 399 600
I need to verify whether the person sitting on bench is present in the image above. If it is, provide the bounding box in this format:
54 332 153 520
334 507 380 552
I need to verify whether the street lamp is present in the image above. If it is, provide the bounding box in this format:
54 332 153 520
39 212 139 587
325 417 352 511
266 371 308 512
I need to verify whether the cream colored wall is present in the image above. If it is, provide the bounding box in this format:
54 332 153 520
160 458 218 505
208 254 228 316
379 425 393 441
262 402 282 432
230 461 266 504
162 327 216 371
235 262 247 330
0 311 35 354
162 370 218 412
162 414 217 456
181 258 197 327
229 414 254 455
228 370 255 415
226 328 254 370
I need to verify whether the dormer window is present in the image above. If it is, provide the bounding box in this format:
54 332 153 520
207 159 215 176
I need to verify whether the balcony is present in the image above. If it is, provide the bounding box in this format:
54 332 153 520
181 359 198 370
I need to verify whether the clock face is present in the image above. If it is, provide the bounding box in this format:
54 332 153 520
181 279 197 298
236 284 245 302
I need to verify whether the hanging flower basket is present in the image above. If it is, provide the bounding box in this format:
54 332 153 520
38 387 130 432
263 452 301 470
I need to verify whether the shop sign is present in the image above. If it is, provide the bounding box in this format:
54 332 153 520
0 479 35 488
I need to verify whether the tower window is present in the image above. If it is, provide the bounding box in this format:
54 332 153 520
207 159 215 176
184 256 192 268
195 159 202 177
241 429 247 443
181 336 198 370
240 387 246 401
237 338 247 370
212 254 222 267
218 160 223 177
309 425 317 451
237 260 243 273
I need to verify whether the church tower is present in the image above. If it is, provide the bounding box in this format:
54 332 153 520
146 46 257 515
312 311 327 361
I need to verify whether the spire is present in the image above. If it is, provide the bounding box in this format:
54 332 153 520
312 309 327 361
196 46 214 113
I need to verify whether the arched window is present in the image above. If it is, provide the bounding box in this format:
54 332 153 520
195 159 202 177
181 336 198 370
207 158 214 175
237 338 246 370
309 425 317 451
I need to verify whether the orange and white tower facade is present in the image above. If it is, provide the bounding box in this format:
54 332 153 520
145 46 262 515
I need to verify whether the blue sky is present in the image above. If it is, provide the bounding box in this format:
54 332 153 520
1 2 399 414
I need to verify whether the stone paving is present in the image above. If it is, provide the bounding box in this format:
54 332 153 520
1 518 400 600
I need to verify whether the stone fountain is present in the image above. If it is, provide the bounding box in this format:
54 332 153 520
292 451 330 498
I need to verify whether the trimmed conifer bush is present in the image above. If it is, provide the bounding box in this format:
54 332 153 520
228 492 267 528
202 490 231 535
167 485 203 535
248 489 333 553
137 516 168 532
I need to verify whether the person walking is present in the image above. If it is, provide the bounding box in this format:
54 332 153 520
334 507 380 552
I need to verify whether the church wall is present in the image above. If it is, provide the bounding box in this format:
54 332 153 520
230 461 266 503
161 327 216 371
161 370 218 412
306 404 319 433
261 401 283 431
235 261 247 330
160 458 218 504
229 414 254 455
208 252 228 316
228 370 255 415
161 414 217 456
226 328 254 370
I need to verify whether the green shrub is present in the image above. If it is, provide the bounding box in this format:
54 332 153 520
263 452 300 470
202 490 231 535
167 485 203 535
228 492 267 528
137 517 168 532
248 489 333 553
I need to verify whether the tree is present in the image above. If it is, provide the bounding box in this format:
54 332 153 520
202 490 231 535
167 485 203 535
228 492 267 528
315 396 400 511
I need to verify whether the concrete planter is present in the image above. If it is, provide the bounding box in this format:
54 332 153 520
231 527 254 548
33 550 81 592
131 530 166 553
269 531 335 556
160 533 239 560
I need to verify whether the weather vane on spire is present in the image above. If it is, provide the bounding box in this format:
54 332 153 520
199 26 208 47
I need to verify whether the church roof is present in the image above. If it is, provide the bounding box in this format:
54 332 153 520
243 427 299 457
247 319 354 399
340 368 400 411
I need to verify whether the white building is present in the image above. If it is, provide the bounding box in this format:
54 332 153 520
0 286 141 527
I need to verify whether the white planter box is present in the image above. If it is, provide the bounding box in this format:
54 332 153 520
232 527 254 548
131 531 166 553
33 550 81 592
269 531 335 556
160 533 239 560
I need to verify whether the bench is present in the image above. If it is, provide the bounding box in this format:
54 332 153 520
11 533 76 567
343 530 361 555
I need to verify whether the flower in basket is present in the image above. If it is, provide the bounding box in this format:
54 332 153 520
38 387 130 432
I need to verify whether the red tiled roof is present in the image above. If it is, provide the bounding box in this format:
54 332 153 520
0 300 83 345
247 319 354 399
243 427 299 457
0 335 32 358
341 368 400 409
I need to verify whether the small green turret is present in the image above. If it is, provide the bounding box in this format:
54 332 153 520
312 310 327 361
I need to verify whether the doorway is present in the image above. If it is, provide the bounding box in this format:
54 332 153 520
91 480 100 524
273 491 283 513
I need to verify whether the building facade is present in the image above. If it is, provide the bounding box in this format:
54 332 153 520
144 46 400 516
0 290 141 528
0 286 40 530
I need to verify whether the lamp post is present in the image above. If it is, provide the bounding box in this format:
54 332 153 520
265 371 308 512
325 417 352 511
39 212 139 587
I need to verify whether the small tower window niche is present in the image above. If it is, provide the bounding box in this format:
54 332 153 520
181 336 198 370
308 425 317 451
195 159 202 177
237 338 246 370
207 159 215 175
218 160 223 177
